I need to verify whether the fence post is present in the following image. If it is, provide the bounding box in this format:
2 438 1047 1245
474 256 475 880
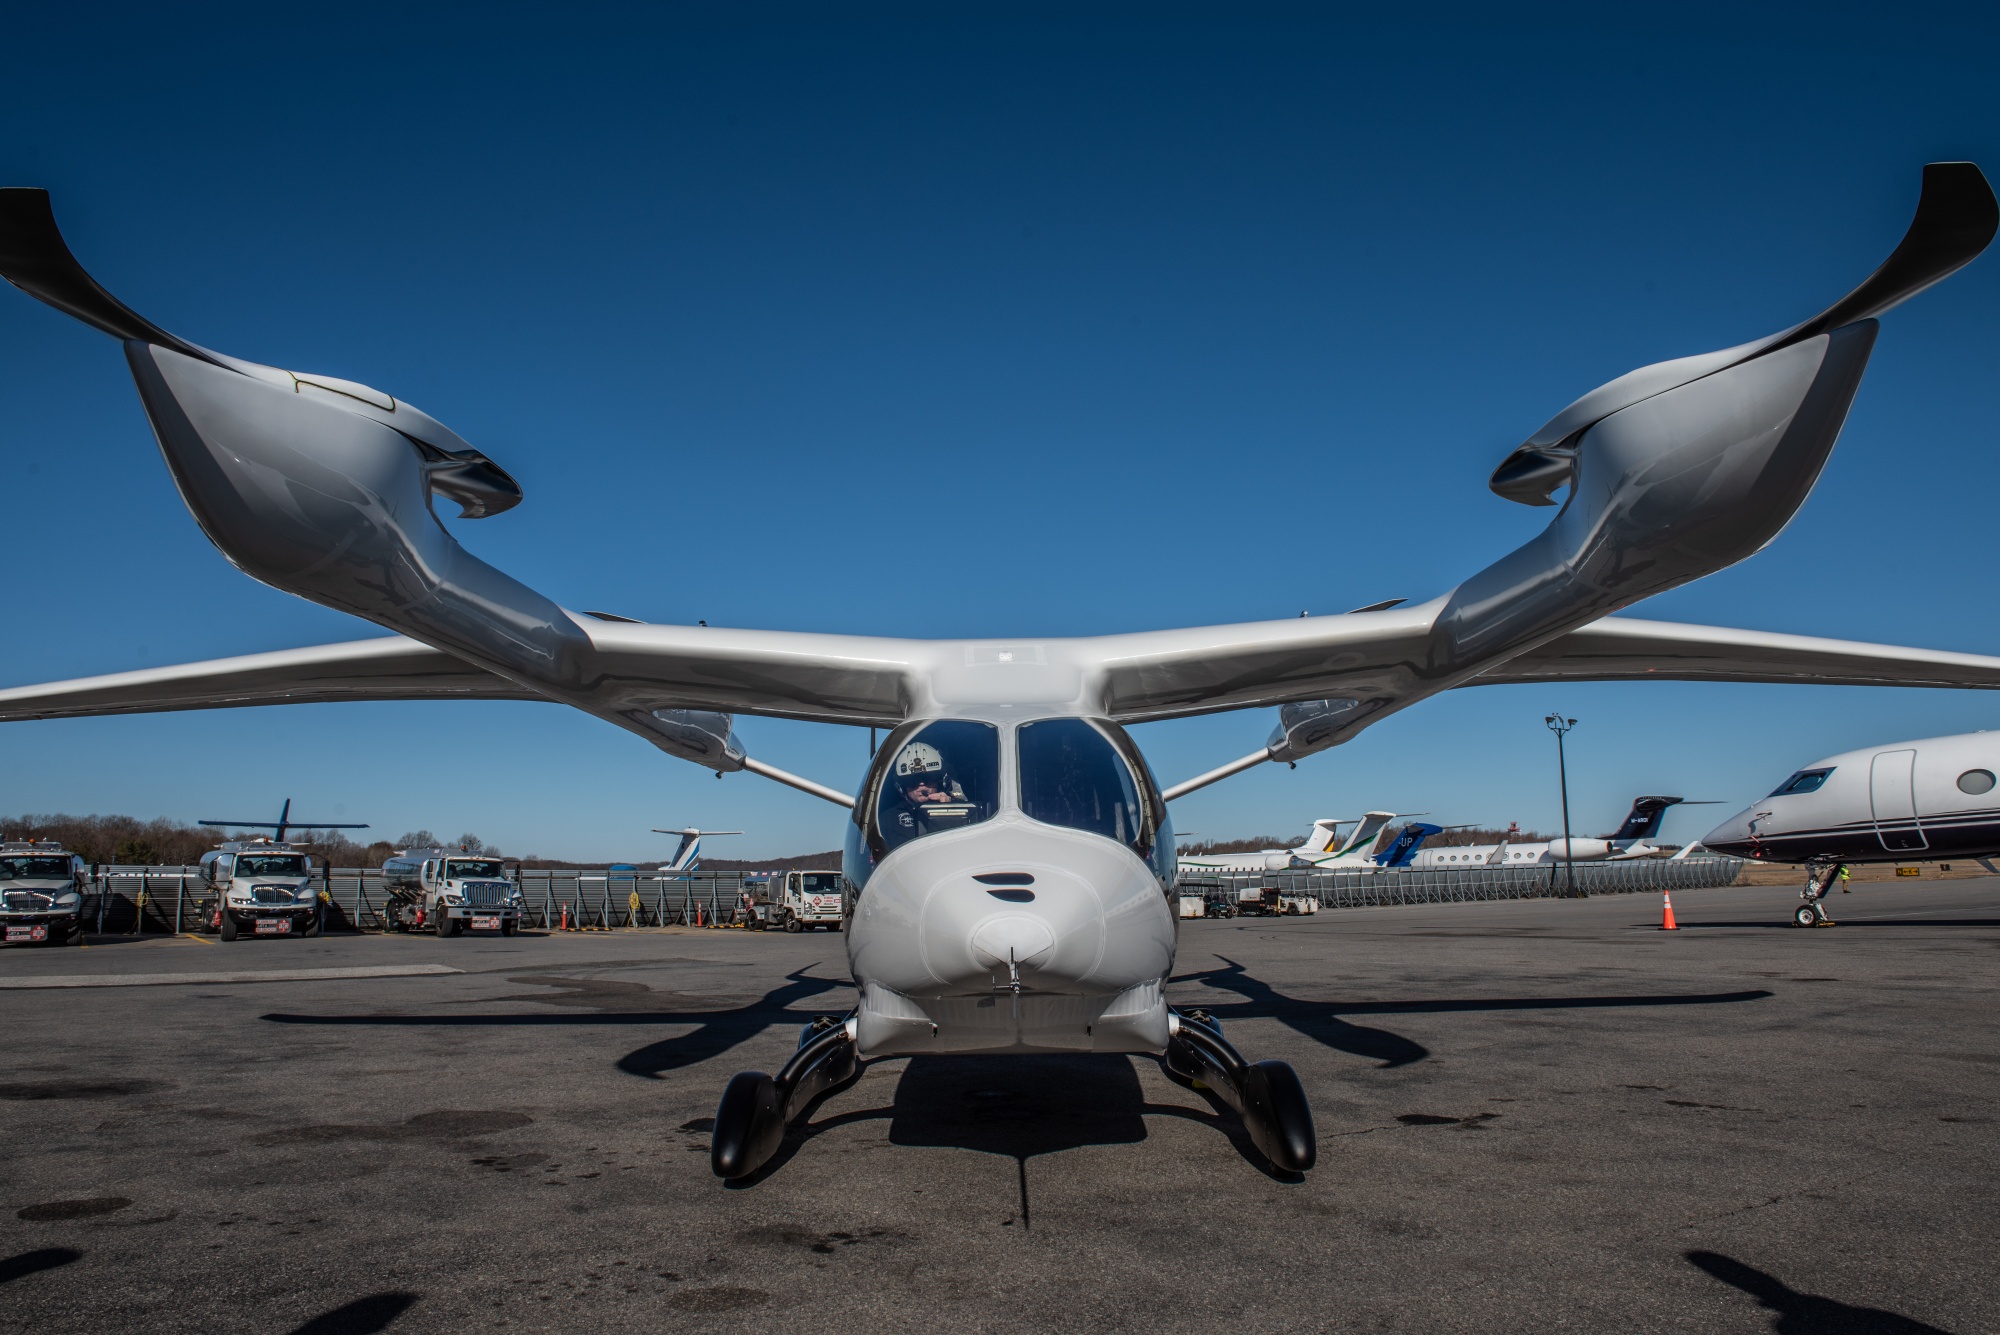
175 873 185 935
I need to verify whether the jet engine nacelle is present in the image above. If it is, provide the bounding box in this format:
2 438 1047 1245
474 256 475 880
1266 697 1366 764
1543 838 1614 862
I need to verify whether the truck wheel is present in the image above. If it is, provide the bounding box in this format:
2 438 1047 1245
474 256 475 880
435 907 452 938
218 910 239 942
61 918 83 947
783 912 803 934
302 910 323 939
500 919 517 937
830 922 843 933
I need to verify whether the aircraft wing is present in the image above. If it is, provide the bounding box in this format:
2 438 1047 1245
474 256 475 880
0 620 921 728
0 637 539 721
1464 617 2000 690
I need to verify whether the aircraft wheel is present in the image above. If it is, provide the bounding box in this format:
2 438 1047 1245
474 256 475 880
1793 903 1820 928
218 910 239 942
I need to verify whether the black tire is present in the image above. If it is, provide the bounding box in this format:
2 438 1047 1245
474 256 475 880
500 919 517 937
218 910 239 942
1793 903 1819 928
302 909 323 939
61 918 84 947
783 912 803 934
435 906 454 938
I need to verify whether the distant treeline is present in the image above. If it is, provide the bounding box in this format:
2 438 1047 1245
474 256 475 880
0 813 847 872
0 814 503 869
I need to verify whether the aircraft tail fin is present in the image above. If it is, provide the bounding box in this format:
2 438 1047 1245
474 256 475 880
1299 819 1350 855
1612 796 1685 841
652 827 741 874
1375 822 1442 868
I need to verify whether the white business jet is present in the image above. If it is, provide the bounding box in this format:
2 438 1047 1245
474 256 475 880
652 828 741 876
1176 812 1413 874
1704 731 2000 926
1 164 1998 1180
1410 796 1719 868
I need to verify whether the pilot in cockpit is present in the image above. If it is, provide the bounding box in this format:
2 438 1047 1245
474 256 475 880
882 740 974 841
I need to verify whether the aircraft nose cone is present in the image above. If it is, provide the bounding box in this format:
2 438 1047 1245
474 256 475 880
970 914 1056 970
1702 808 1757 857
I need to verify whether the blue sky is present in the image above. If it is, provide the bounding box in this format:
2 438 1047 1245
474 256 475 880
1 3 1996 860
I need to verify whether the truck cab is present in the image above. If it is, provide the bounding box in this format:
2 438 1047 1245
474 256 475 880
0 842 86 946
196 841 322 941
379 848 522 936
772 870 845 933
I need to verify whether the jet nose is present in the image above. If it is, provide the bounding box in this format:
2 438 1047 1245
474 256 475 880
1701 807 1758 858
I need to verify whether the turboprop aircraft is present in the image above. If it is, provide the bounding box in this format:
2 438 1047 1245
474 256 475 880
652 827 742 875
1 164 1998 1181
1703 730 2000 926
198 798 368 846
1409 796 1719 868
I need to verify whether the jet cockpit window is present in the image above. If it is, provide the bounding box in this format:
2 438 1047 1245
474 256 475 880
1018 717 1160 857
1769 768 1833 797
870 720 1001 855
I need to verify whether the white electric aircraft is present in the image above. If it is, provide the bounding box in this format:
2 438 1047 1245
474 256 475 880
2 165 1999 1180
1704 730 2000 925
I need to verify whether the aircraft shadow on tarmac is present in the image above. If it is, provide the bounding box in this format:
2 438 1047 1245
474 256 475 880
1172 956 1774 1068
283 1292 419 1335
264 967 856 1079
0 1248 80 1285
1685 1250 1949 1334
743 1052 1290 1200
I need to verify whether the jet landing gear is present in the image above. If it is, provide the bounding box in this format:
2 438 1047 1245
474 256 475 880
1794 862 1842 928
1163 1008 1316 1173
711 1013 860 1180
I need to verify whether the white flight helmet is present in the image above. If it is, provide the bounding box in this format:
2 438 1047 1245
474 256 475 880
894 741 946 781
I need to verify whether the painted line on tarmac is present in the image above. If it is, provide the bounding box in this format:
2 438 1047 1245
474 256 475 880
0 964 464 990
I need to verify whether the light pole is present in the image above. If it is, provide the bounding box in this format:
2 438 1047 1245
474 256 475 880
1545 712 1578 898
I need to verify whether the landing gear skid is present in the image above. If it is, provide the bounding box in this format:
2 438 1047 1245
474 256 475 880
711 1013 860 1180
1794 862 1841 927
1163 1008 1316 1173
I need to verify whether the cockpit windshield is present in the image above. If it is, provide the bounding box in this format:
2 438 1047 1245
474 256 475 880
236 854 308 877
1018 717 1158 856
0 857 70 880
1768 768 1833 797
870 720 1001 855
445 859 506 880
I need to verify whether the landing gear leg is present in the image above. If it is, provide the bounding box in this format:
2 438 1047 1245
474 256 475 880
711 1013 861 1180
1794 862 1841 927
1162 1008 1316 1173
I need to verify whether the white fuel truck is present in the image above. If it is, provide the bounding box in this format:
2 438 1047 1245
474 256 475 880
0 841 87 946
379 847 522 936
770 870 845 932
195 841 323 940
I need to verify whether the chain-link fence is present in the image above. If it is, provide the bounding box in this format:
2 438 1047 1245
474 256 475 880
73 867 772 934
1176 854 1743 912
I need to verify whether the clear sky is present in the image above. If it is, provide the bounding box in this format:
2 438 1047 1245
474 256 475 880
1 3 1996 860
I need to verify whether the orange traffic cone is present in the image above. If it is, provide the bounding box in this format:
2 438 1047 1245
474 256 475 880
559 903 570 932
1660 891 1678 931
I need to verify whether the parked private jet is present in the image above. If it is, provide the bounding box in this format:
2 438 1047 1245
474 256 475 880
652 827 741 876
1410 796 1718 868
1704 731 2000 925
1 164 1997 1181
1176 812 1428 873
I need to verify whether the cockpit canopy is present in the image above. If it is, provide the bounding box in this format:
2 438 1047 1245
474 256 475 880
856 716 1167 866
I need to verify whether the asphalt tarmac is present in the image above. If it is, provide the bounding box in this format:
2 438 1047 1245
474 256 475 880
2 878 1996 1334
